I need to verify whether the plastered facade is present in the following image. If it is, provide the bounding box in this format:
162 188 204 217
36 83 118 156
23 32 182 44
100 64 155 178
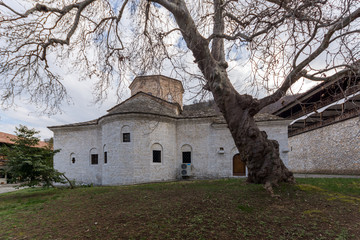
288 117 360 174
51 115 290 185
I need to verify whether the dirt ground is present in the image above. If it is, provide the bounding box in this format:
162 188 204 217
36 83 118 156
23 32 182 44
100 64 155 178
1 178 360 239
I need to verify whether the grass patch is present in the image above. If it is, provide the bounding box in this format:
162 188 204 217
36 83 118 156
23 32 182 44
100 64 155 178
296 178 360 196
237 204 254 213
0 178 359 239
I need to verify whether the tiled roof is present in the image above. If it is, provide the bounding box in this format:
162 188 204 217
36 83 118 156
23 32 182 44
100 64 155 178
259 94 301 114
180 101 220 118
107 92 179 117
48 119 98 129
180 100 283 121
0 131 49 148
48 95 284 129
0 132 16 145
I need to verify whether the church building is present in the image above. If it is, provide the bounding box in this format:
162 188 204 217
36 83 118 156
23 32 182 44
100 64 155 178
49 75 291 185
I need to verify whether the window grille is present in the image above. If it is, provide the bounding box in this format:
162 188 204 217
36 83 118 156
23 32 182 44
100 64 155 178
123 133 130 142
182 152 191 163
153 150 161 163
91 154 98 165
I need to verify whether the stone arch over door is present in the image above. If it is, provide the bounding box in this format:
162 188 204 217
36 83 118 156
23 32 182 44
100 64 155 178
233 154 246 176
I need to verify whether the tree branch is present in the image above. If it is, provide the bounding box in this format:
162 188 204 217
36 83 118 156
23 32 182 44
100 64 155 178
257 6 360 109
303 66 360 82
211 0 226 63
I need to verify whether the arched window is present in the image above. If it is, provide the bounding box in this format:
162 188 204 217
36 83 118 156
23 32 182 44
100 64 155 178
70 153 76 164
121 125 131 143
151 143 163 163
90 148 98 165
103 145 108 164
181 144 192 164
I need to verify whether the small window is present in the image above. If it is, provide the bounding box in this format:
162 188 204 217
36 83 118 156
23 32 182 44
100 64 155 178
182 152 191 163
70 153 76 164
123 133 130 142
153 150 161 163
91 154 98 165
104 152 107 164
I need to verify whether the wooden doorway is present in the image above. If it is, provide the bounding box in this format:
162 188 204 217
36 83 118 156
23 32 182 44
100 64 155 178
233 154 246 176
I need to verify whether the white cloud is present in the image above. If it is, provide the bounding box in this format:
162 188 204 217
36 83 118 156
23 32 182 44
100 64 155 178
0 71 120 140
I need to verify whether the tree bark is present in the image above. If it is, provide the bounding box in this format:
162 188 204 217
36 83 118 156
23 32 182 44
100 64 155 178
209 68 295 195
212 75 295 192
158 0 295 194
62 173 74 189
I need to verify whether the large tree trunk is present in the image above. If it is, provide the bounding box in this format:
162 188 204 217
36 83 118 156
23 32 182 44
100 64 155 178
210 79 295 193
207 68 295 195
159 0 295 194
202 62 296 195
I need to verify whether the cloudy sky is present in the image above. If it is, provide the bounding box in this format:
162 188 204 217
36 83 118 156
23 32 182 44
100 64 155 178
0 64 259 140
0 73 120 140
0 0 122 140
0 0 320 140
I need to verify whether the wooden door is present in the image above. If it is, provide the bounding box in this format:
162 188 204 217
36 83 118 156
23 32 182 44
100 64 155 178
233 154 246 176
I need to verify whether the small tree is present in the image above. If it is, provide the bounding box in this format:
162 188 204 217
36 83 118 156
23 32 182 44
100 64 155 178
0 125 64 187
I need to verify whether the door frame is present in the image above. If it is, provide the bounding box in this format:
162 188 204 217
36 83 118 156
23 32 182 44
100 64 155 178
232 153 247 177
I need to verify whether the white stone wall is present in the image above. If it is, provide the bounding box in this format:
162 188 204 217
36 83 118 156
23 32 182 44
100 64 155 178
52 115 290 185
53 126 102 185
257 121 291 167
100 116 136 185
175 119 290 180
130 116 177 184
288 117 360 174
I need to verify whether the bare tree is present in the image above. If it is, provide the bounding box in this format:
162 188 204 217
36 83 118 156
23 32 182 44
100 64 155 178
1 0 359 194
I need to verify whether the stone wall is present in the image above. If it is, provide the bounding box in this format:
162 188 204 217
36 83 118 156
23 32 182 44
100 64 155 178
53 126 102 185
176 118 233 179
52 114 291 185
129 76 184 108
256 120 291 167
288 117 360 174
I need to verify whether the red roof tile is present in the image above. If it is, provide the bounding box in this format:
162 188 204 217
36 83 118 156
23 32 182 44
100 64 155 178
0 131 49 148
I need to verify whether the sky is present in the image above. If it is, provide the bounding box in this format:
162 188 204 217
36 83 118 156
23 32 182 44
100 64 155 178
0 0 321 140
0 63 315 141
0 74 120 140
0 0 121 140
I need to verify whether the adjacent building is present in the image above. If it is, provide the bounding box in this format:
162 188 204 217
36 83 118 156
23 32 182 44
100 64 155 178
0 131 49 184
267 75 360 174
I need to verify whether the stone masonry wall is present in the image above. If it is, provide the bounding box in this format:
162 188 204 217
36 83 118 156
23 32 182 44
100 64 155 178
52 115 291 185
256 121 291 167
130 76 184 108
176 119 290 180
53 126 102 185
288 117 360 174
100 114 177 185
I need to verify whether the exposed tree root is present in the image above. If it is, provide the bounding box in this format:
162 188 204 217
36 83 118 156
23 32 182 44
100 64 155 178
264 181 279 198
